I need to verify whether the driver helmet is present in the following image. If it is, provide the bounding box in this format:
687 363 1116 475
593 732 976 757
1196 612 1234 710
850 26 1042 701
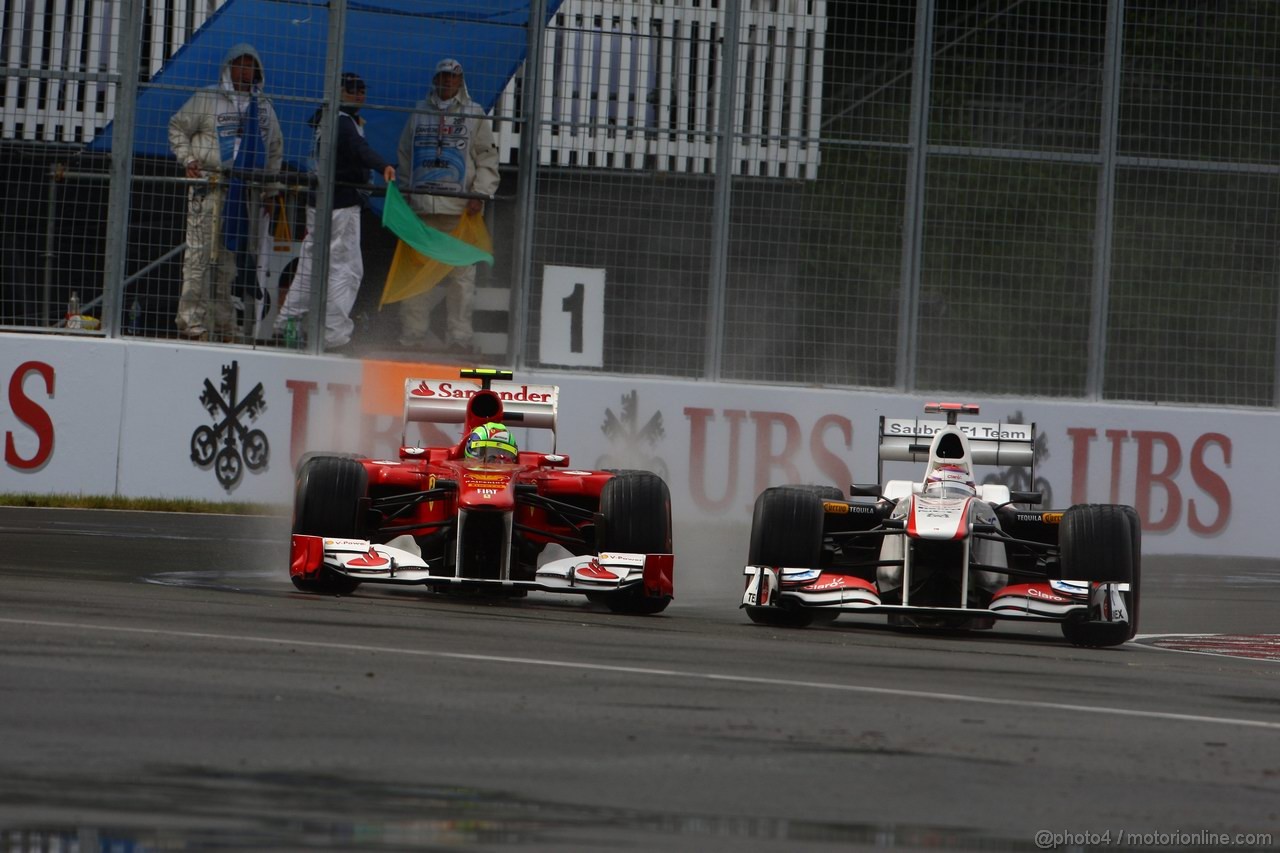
926 463 975 496
464 422 518 463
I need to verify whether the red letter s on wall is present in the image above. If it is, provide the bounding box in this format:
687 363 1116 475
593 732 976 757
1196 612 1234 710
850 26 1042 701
5 361 55 470
1188 433 1231 535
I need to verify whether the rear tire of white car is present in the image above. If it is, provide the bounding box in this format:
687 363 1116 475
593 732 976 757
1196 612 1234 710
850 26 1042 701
1059 503 1137 647
596 472 673 615
291 455 367 596
744 487 834 629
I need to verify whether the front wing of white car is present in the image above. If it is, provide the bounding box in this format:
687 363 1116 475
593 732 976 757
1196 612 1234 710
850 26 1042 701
742 564 1130 625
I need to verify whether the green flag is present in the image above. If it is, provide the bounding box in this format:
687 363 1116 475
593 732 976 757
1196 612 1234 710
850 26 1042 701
380 182 494 266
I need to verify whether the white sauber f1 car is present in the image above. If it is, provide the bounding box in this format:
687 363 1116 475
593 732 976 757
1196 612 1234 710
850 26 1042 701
289 369 674 614
742 403 1140 647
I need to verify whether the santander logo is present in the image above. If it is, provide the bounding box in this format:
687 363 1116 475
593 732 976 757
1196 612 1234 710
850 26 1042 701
410 380 552 402
348 548 389 568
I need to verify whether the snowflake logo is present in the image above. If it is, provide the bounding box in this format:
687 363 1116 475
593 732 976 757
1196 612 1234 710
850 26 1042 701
597 390 667 480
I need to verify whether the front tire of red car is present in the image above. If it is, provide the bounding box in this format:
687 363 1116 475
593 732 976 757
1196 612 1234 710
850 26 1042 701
596 472 673 615
291 455 368 596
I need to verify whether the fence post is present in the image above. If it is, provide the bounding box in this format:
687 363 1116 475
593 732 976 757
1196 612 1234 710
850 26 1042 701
512 0 549 367
307 0 349 354
704 0 742 381
895 0 936 392
101 0 146 338
1087 0 1124 400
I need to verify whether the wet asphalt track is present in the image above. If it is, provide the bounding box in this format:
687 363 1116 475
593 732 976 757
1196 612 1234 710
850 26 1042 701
1 507 1278 852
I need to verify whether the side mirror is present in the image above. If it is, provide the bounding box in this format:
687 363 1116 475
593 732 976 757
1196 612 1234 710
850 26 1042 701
849 483 882 498
1010 491 1042 505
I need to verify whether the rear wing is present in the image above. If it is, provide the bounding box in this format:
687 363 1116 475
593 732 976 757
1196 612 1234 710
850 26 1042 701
402 376 559 448
877 415 1035 484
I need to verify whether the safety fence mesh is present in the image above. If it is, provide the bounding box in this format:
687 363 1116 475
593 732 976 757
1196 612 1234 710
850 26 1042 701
2 0 1277 408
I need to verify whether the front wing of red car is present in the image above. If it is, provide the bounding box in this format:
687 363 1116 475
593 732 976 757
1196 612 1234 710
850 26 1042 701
292 535 674 599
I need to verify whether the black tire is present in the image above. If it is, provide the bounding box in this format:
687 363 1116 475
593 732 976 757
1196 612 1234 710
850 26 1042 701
1062 613 1131 648
1059 504 1136 647
1058 504 1133 584
777 484 845 502
294 450 363 473
1120 505 1142 640
744 487 827 629
291 456 368 595
748 487 824 571
745 602 839 629
596 472 672 615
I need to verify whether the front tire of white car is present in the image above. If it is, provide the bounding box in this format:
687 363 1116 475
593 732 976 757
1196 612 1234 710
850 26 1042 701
1119 504 1142 640
1058 503 1138 647
744 487 835 629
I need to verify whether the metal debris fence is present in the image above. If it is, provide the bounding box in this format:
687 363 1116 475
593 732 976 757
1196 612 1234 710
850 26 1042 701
2 0 1278 408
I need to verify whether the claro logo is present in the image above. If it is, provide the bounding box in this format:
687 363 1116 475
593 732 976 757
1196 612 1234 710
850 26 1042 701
804 575 847 591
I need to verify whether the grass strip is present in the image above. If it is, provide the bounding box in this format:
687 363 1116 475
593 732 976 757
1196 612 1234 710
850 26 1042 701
0 492 287 516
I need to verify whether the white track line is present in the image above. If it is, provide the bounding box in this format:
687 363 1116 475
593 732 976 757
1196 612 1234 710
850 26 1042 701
4 617 1279 731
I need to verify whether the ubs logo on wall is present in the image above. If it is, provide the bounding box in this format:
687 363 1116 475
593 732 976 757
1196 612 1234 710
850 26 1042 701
191 360 269 490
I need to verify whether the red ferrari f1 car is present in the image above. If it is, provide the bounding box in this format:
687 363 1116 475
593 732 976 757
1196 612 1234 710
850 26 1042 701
289 368 674 614
741 403 1140 647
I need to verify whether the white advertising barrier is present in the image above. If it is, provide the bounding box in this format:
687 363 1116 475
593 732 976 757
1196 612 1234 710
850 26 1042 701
0 335 359 504
0 338 126 496
0 332 1267 557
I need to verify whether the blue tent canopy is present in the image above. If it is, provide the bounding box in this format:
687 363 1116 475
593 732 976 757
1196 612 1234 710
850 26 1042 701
93 0 562 171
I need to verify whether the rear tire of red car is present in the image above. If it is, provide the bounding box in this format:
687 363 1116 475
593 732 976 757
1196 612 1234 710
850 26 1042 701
291 455 368 595
596 472 673 615
1059 503 1137 647
744 487 834 629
